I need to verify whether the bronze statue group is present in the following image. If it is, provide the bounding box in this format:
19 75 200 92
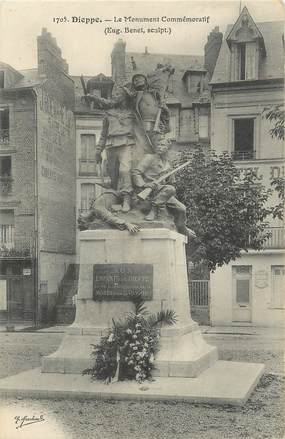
78 65 195 239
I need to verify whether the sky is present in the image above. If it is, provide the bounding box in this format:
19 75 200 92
0 0 284 76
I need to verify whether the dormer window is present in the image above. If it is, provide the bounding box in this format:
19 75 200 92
86 74 114 100
182 69 206 94
226 7 266 82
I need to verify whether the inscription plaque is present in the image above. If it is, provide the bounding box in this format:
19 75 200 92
254 270 269 289
93 264 153 300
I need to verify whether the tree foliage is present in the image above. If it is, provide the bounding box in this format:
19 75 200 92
175 149 283 272
263 105 284 141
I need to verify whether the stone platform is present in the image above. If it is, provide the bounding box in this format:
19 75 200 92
0 361 265 406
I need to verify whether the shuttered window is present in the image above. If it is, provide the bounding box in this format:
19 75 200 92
80 183 96 211
80 134 96 160
271 266 285 308
199 115 209 139
232 42 258 81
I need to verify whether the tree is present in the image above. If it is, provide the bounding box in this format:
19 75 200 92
263 104 284 141
175 149 283 272
262 104 284 213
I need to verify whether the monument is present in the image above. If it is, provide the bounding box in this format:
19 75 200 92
0 62 264 405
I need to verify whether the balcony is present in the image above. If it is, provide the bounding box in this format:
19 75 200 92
232 150 256 161
0 129 9 149
0 239 33 258
0 176 13 196
263 227 284 249
79 159 98 176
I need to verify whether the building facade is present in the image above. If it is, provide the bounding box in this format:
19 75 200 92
0 29 76 325
210 8 284 326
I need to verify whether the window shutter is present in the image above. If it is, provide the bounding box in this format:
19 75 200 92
231 44 239 81
81 183 95 210
167 115 177 139
272 266 285 308
80 134 96 160
199 115 209 139
245 42 256 80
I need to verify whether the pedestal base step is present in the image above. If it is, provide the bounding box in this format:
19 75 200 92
0 361 265 406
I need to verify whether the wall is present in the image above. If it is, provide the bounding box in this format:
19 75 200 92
38 251 74 322
37 86 76 254
35 29 76 321
0 90 36 249
12 93 36 246
211 252 285 327
211 85 284 159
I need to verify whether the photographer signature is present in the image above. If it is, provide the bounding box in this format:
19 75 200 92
14 415 45 429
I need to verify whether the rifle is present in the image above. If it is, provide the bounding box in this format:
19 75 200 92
80 75 88 96
137 159 192 200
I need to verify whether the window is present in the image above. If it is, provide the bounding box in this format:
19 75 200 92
0 280 7 311
0 108 9 143
186 73 201 94
239 43 246 80
231 42 258 81
271 266 285 308
79 134 97 175
0 210 15 249
199 115 209 139
80 183 96 212
0 71 4 89
0 156 12 195
233 118 255 160
80 134 96 159
0 156 11 176
167 115 177 140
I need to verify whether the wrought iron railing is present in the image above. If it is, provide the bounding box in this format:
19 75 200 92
232 150 256 161
0 236 33 258
263 227 284 249
189 280 209 307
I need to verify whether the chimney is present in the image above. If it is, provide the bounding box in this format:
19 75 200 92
111 39 126 85
144 46 149 55
204 26 223 80
37 27 69 76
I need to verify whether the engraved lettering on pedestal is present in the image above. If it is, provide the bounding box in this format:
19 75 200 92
93 264 153 300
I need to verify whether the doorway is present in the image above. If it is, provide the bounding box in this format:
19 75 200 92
232 265 252 323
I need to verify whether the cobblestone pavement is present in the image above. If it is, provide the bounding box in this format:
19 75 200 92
0 329 284 439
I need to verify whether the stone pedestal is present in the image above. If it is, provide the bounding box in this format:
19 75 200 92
42 228 217 376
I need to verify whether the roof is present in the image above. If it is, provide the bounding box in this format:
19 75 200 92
15 69 46 88
211 21 284 84
72 75 107 114
73 75 93 112
125 52 209 107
